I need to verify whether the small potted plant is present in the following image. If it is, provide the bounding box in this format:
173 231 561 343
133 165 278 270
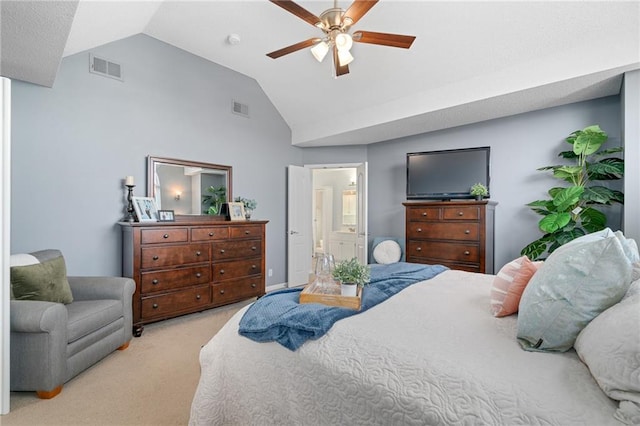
470 183 488 200
332 257 370 297
234 196 257 220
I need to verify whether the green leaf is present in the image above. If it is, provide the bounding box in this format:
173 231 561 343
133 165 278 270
582 186 618 204
552 166 582 182
573 125 607 156
520 239 548 260
558 150 578 159
539 212 572 233
579 207 607 232
593 147 623 157
587 158 624 180
551 186 583 211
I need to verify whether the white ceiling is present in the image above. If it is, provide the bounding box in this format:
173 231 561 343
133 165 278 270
2 1 639 147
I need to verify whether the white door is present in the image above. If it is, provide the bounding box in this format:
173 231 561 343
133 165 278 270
356 162 368 264
287 165 312 287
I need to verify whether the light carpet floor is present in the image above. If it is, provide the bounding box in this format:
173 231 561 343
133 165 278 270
2 299 252 426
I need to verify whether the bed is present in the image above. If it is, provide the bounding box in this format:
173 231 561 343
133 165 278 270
189 239 639 426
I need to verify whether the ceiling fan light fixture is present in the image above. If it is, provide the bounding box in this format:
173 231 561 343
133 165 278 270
338 49 354 66
334 32 353 51
311 41 329 62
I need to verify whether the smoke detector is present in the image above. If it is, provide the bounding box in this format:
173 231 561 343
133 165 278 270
227 34 241 45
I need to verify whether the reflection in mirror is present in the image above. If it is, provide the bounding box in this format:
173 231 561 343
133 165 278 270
342 189 356 226
147 156 232 215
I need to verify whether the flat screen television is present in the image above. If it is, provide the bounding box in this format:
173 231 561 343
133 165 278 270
406 147 491 200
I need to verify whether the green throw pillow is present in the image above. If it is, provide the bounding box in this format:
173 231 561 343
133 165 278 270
11 256 73 304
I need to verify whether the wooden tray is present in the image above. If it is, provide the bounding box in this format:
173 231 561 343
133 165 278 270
299 281 362 310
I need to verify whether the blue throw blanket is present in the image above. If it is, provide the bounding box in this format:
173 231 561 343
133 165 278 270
238 262 448 351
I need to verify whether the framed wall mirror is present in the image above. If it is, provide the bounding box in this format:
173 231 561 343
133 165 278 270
147 156 232 216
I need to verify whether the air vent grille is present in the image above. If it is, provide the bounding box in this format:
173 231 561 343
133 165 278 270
232 100 249 117
89 54 123 81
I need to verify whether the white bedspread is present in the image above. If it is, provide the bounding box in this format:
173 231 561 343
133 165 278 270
189 270 621 425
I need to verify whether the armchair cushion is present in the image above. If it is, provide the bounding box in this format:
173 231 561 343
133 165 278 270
10 250 73 304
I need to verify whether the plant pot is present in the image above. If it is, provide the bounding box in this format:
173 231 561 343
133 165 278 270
474 195 483 201
341 282 358 297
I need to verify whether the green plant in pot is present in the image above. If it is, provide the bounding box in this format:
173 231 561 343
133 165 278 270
332 257 370 297
470 183 489 200
202 185 226 215
521 125 624 260
234 196 257 219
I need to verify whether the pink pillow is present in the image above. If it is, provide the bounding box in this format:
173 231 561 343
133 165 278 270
490 256 541 317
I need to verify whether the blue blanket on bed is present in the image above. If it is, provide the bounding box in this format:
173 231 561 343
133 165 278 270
238 262 448 351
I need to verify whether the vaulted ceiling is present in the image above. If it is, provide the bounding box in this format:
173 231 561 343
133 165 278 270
2 1 639 147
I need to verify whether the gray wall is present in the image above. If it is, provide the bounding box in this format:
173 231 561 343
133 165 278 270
11 34 301 285
10 32 636 286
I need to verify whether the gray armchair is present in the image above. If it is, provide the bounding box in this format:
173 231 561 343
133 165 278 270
10 275 135 398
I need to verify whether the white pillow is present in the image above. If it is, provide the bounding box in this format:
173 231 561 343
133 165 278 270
373 240 402 264
575 293 640 425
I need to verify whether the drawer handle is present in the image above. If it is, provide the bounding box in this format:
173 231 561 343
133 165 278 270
153 255 159 261
251 246 257 251
421 212 427 217
196 251 201 256
416 247 422 252
464 251 470 255
196 294 201 300
219 289 225 295
465 229 470 234
196 273 201 278
152 303 158 309
163 234 169 239
458 211 464 216
417 228 422 232
245 230 250 235
220 249 225 254
252 265 257 269
251 283 256 288
152 279 159 285
220 269 225 275
208 232 214 237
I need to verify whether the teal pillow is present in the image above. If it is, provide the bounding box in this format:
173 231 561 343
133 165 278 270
517 235 634 352
10 255 73 304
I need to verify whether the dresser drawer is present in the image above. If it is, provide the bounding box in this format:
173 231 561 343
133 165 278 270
407 222 479 241
141 228 189 244
406 257 481 273
212 277 264 304
140 266 211 293
442 206 479 220
191 226 229 241
229 225 263 239
141 285 210 319
212 239 261 261
141 244 210 269
212 258 262 282
407 207 441 222
407 240 480 263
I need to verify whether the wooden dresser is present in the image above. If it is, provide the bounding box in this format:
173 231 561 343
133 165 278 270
120 218 267 336
403 201 496 274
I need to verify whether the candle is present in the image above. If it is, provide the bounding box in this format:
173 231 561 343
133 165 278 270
125 176 134 186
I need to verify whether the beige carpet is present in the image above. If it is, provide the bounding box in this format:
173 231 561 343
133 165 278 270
1 300 252 426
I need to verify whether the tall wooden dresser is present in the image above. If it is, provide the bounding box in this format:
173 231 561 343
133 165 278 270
120 218 267 336
403 201 496 274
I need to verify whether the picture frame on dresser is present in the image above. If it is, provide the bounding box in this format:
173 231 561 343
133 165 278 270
228 202 245 221
157 210 175 222
132 196 159 222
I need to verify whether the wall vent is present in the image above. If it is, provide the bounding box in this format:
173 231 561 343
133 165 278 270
89 54 123 81
232 100 249 118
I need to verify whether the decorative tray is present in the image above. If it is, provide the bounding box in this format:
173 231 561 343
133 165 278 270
299 281 362 310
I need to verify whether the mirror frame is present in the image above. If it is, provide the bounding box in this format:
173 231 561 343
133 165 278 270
147 156 233 217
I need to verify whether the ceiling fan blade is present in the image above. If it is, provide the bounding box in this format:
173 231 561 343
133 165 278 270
343 0 379 26
333 47 350 77
267 38 321 59
353 30 416 48
269 0 322 27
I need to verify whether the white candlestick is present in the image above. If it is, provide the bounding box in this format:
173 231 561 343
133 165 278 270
125 176 134 186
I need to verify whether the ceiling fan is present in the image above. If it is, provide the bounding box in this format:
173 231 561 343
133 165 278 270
267 0 416 77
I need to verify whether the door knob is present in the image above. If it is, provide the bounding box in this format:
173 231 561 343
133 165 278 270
289 230 299 235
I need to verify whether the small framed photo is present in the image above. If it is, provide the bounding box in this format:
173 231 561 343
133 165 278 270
132 196 159 222
227 202 246 221
157 209 175 222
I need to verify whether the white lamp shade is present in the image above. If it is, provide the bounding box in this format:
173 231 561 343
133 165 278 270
337 49 354 66
334 33 353 51
311 41 329 62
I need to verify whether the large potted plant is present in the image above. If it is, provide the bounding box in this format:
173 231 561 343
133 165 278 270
202 186 226 215
521 125 624 260
332 257 370 297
